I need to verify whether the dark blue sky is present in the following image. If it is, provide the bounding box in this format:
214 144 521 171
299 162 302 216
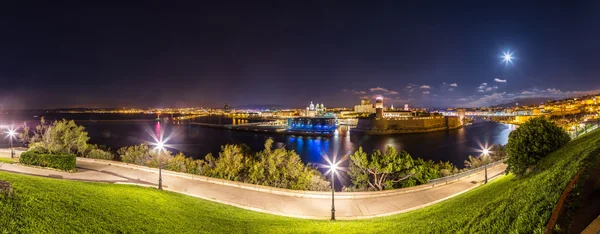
0 1 599 109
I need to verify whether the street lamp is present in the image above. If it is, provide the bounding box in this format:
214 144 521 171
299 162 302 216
5 127 17 158
481 147 491 184
581 123 587 134
320 150 349 221
155 140 165 190
329 162 337 220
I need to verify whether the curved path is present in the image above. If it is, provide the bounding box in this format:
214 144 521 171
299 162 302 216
0 152 506 220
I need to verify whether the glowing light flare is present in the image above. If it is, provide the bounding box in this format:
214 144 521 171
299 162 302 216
318 149 351 181
4 126 18 139
140 122 182 153
501 50 514 65
472 139 493 158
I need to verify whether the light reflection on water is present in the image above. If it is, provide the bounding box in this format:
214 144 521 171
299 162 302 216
5 114 514 171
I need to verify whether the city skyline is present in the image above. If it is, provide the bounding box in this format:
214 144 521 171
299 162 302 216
1 1 599 109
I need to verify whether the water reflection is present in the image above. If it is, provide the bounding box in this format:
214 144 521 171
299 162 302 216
75 117 514 171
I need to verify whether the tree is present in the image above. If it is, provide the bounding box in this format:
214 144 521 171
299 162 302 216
117 144 156 165
198 139 330 191
464 155 486 169
348 146 415 191
506 117 571 175
27 118 90 155
210 144 249 181
401 158 440 187
246 139 328 190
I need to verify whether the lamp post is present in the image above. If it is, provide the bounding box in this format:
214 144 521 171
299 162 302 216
5 128 16 158
155 141 165 190
482 148 490 184
330 163 337 221
581 123 587 135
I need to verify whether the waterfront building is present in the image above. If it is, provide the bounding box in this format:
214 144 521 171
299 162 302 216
383 110 414 118
304 101 326 117
356 97 461 135
404 104 409 111
354 99 375 113
286 117 337 135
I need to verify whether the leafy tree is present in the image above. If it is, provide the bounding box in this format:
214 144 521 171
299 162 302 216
401 158 440 187
26 118 90 155
463 155 488 169
199 139 329 191
348 146 415 191
436 161 458 177
117 144 157 165
86 149 115 160
506 117 571 175
209 144 249 181
166 152 204 175
247 139 328 190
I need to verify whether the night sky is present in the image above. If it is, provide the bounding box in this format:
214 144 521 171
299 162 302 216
1 1 599 109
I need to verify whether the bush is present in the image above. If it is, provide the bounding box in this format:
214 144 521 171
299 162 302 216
506 117 571 175
200 139 330 191
25 118 90 156
117 144 156 165
20 151 76 171
86 149 115 160
165 153 203 175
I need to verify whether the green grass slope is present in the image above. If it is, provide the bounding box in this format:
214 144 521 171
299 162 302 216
1 130 599 233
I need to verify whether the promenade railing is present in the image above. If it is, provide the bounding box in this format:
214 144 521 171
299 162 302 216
427 159 506 187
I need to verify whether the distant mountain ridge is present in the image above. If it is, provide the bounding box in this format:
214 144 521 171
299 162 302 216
491 97 557 108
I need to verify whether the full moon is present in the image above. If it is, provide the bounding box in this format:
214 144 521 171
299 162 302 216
502 50 514 65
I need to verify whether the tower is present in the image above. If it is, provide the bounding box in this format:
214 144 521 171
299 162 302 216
375 97 384 118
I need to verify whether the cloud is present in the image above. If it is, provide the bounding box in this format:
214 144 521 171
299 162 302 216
370 87 390 92
422 91 430 94
369 87 400 96
450 83 458 87
458 98 467 101
521 91 534 95
477 83 497 92
420 85 431 89
342 89 367 95
464 92 508 107
448 88 455 91
494 78 507 83
406 85 412 89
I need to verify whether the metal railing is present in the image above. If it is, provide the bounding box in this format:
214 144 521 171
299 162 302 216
427 159 506 187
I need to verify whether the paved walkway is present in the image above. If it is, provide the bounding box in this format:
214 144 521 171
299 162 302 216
0 152 506 220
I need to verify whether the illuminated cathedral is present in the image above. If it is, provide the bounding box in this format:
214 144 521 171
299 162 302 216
304 101 325 117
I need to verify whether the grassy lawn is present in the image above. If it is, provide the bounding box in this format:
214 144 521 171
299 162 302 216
1 130 599 233
0 157 17 164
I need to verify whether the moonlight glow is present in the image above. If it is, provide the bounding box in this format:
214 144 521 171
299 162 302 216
502 50 514 65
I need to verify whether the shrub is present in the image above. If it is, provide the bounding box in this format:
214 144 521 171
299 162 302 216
25 118 89 156
20 151 76 171
199 139 330 191
165 153 203 175
86 149 115 160
506 117 571 175
117 144 156 165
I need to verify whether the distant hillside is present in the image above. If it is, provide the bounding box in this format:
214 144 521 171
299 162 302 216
231 104 285 110
491 97 558 108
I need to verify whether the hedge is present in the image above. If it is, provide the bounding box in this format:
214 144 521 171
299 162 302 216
20 151 77 171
